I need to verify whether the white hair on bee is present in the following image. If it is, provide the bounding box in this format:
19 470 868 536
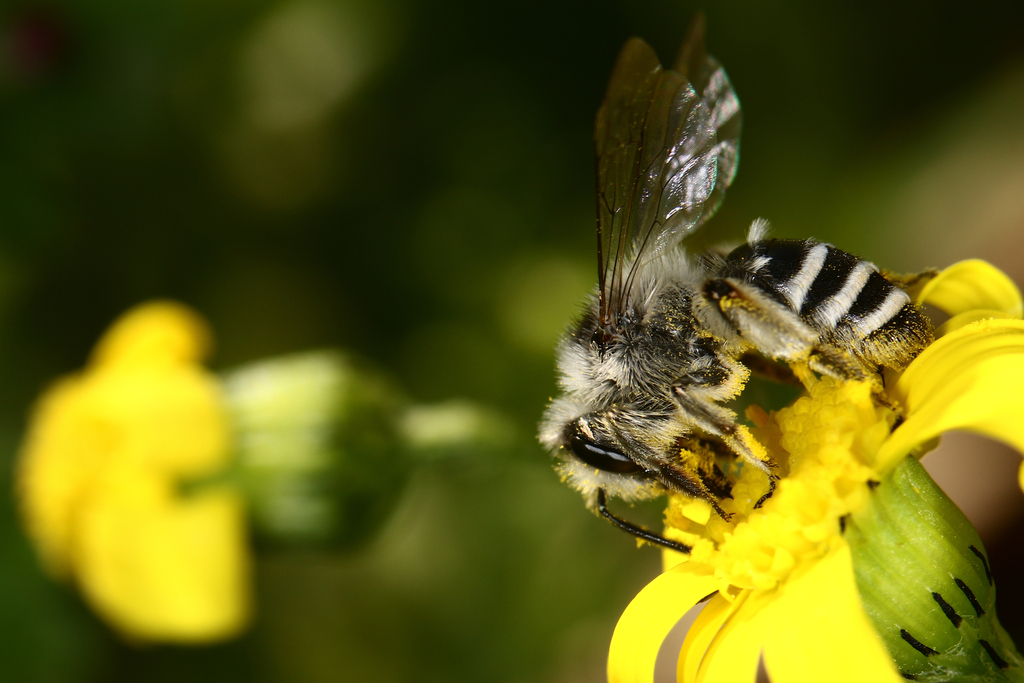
552 250 705 405
749 255 771 272
685 353 749 402
808 260 877 330
747 217 771 243
638 249 703 286
540 391 677 505
555 457 662 506
692 277 820 360
744 218 773 272
537 394 589 451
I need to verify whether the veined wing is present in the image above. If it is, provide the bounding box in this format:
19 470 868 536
595 17 742 325
673 14 742 226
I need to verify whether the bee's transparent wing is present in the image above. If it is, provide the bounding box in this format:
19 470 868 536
673 14 742 225
595 18 741 322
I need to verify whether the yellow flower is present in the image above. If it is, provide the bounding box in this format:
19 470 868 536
16 301 250 643
608 261 1024 683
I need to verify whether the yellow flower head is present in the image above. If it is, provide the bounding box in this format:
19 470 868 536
609 261 1024 683
17 301 250 643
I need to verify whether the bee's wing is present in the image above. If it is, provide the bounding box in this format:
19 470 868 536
672 14 742 227
595 18 741 322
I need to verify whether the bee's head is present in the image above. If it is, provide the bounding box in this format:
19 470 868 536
538 398 665 505
563 420 643 474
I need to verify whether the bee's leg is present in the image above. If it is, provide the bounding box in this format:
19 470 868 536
675 436 733 499
594 489 692 554
701 278 882 387
699 278 819 364
672 385 778 486
882 267 939 291
754 476 777 509
662 437 733 521
806 344 879 386
738 352 803 387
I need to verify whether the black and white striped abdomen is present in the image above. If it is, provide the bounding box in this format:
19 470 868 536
727 238 932 368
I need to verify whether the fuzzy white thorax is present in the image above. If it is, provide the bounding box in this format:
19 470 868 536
554 250 703 406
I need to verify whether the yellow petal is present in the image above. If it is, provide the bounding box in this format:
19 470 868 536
693 589 770 683
881 318 1024 469
91 301 213 368
16 377 102 576
678 594 741 683
608 565 719 683
87 367 230 476
934 309 1016 338
917 260 1023 318
75 480 250 642
761 544 902 683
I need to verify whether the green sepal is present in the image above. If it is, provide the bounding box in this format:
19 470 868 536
846 455 1024 682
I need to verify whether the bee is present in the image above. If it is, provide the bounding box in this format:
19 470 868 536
538 17 933 553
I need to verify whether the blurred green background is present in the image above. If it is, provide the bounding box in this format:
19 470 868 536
3 1 1024 681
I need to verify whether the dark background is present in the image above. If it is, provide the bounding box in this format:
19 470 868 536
2 1 1024 681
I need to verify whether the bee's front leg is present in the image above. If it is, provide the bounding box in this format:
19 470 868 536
593 489 693 554
672 384 778 505
698 277 877 384
699 278 818 362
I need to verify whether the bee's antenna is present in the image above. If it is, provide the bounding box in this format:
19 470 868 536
595 489 692 554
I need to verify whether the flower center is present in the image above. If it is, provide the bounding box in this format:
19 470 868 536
663 377 898 592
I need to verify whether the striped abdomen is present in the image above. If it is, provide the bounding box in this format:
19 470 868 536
728 239 932 370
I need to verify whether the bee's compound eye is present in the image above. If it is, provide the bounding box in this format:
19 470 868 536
567 430 642 474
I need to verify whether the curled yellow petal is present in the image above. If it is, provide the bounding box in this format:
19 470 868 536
934 309 1016 338
608 565 719 683
761 544 902 683
917 260 1023 319
880 318 1024 469
678 594 740 683
693 590 770 683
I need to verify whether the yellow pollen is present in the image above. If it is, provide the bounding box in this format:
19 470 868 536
663 377 896 594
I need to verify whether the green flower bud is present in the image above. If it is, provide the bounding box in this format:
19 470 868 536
847 456 1024 682
223 350 407 548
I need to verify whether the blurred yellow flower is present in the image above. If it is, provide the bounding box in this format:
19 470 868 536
608 261 1024 683
16 301 250 643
